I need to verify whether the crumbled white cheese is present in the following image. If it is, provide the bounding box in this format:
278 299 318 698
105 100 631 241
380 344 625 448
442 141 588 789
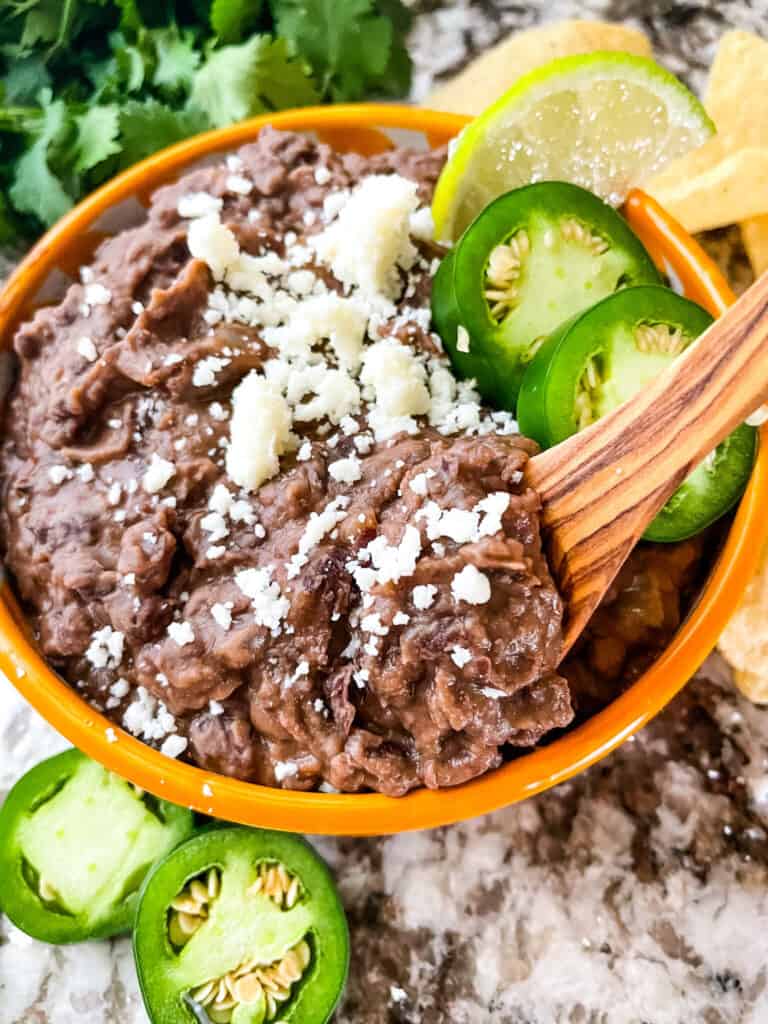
281 361 361 425
48 465 71 485
417 492 510 546
226 371 296 492
84 282 111 306
209 401 228 421
412 584 437 610
208 483 233 516
201 511 229 543
312 174 419 303
77 336 97 361
77 463 95 483
456 325 470 353
287 496 349 578
363 525 422 586
107 481 122 506
143 454 176 493
168 621 195 646
226 173 253 195
264 293 367 369
361 612 389 636
286 270 316 296
86 626 124 669
329 455 362 484
451 645 472 668
123 686 177 740
177 192 223 218
222 253 273 302
451 565 491 605
393 611 410 626
274 761 298 782
297 441 312 462
209 700 224 715
187 213 239 279
235 566 289 630
476 492 510 537
409 206 435 242
314 165 332 185
192 355 228 387
109 678 130 700
211 603 233 630
161 735 188 758
360 338 430 439
409 468 436 496
230 500 255 525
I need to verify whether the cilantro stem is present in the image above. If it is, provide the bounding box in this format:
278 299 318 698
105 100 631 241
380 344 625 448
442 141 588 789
0 107 42 133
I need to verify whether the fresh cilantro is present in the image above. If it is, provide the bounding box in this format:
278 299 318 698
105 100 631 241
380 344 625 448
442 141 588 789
150 25 200 95
190 34 318 127
117 98 207 166
9 89 74 225
0 0 412 232
272 0 411 100
210 0 263 44
72 103 121 172
3 54 51 103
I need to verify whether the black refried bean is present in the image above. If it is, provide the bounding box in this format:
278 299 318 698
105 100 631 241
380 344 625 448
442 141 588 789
0 128 700 795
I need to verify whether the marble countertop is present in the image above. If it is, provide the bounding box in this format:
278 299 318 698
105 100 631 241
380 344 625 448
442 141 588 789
3 3 768 1022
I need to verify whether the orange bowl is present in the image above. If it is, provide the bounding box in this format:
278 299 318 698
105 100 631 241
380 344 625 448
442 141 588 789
0 104 765 835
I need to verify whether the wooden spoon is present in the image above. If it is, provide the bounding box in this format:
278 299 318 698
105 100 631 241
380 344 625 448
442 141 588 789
525 272 768 659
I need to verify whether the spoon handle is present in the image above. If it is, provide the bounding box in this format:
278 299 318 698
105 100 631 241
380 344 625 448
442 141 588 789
526 270 768 655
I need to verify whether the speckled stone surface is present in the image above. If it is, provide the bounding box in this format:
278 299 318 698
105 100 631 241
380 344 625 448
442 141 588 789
3 4 768 1022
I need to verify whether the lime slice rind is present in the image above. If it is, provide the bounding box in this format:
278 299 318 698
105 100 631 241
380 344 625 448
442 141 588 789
433 52 715 241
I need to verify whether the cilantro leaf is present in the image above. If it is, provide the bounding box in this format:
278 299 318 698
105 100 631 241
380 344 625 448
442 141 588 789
72 103 121 172
9 89 74 225
272 0 405 101
150 25 201 94
3 54 52 103
210 0 263 44
189 34 318 128
116 98 209 167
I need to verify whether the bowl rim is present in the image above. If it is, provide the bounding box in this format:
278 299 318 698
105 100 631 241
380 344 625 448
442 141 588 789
0 102 765 835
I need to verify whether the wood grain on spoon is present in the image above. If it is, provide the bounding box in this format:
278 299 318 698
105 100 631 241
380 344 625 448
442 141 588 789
526 271 768 659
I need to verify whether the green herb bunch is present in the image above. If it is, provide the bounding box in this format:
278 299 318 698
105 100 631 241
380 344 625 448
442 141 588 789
0 0 412 236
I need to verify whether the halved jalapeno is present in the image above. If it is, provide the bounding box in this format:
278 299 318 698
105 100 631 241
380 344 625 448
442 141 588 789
0 749 195 943
517 285 758 541
134 827 349 1024
431 181 661 407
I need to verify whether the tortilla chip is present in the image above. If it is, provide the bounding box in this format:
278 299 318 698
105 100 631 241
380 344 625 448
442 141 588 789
704 31 768 149
741 215 768 275
645 144 768 233
427 20 651 116
719 542 768 703
702 31 768 274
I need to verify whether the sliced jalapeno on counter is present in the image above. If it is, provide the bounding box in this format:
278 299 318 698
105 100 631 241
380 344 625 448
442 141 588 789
517 285 758 541
0 749 195 943
133 827 349 1024
431 181 661 407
